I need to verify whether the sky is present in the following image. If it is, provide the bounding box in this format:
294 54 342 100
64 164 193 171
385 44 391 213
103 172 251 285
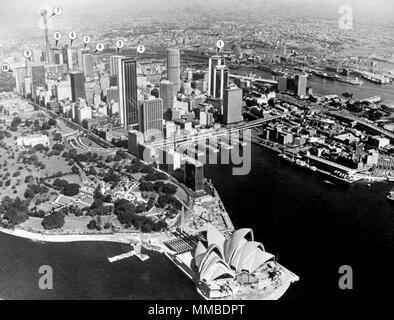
0 0 393 35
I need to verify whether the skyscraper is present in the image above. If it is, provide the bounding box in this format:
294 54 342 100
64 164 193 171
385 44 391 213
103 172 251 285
82 53 94 78
208 55 225 96
32 65 46 89
63 46 82 71
159 80 175 110
213 64 229 99
70 71 86 102
166 48 180 93
294 74 307 97
51 48 64 65
118 57 138 128
139 98 164 140
184 158 204 192
110 55 125 78
223 86 243 125
14 66 27 95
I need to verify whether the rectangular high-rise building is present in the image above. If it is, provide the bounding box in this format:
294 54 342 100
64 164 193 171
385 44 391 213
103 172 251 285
166 48 180 93
278 76 287 92
139 98 163 140
51 48 63 65
223 86 243 125
159 80 174 110
82 53 94 78
32 65 46 90
213 65 229 99
110 55 125 78
184 158 204 192
70 71 86 102
118 57 138 128
14 66 27 95
208 55 225 96
63 46 82 71
295 74 307 97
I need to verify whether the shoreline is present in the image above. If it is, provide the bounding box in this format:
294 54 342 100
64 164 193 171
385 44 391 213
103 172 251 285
0 226 144 244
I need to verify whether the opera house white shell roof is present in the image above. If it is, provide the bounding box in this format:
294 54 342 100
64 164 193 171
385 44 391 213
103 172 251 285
195 226 274 283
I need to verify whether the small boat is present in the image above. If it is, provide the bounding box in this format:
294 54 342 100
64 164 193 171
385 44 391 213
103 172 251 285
386 190 394 201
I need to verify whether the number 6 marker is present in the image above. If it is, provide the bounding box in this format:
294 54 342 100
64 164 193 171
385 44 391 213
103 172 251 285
68 31 77 46
83 35 91 49
53 32 62 47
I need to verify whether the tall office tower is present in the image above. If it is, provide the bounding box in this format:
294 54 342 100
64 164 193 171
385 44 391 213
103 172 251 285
184 159 204 191
70 71 86 102
139 98 164 139
208 55 225 96
166 48 181 93
159 80 175 110
277 76 288 92
82 54 94 78
63 46 82 71
213 64 229 99
77 49 84 71
294 74 307 97
14 66 27 95
110 55 125 78
25 57 32 77
32 49 43 65
118 57 138 128
51 48 64 65
223 86 243 125
32 65 46 89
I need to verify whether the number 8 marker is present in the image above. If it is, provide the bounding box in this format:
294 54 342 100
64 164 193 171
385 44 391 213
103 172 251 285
137 45 145 54
53 32 62 41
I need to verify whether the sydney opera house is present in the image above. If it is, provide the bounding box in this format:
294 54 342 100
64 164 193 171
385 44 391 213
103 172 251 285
192 226 299 300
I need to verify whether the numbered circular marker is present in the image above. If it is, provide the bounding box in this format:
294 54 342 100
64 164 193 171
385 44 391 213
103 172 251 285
1 63 10 72
137 45 145 54
116 40 125 49
216 40 225 49
82 35 91 45
53 6 63 16
68 31 77 41
23 49 33 59
95 43 104 52
53 32 62 41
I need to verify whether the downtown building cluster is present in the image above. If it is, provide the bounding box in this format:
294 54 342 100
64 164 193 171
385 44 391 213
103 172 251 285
10 44 245 193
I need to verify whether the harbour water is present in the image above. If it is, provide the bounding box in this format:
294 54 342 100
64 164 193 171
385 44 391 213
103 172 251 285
1 144 393 300
240 68 394 106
